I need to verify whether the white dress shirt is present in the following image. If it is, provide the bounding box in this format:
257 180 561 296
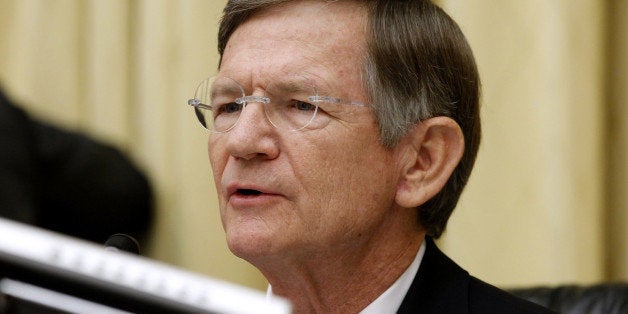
360 240 426 314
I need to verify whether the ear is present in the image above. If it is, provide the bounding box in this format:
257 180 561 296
395 117 465 208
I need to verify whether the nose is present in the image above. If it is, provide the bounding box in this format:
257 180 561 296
223 102 279 160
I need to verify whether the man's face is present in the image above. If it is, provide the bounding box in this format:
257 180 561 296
209 1 404 262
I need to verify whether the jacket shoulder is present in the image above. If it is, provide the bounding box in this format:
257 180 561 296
469 277 557 314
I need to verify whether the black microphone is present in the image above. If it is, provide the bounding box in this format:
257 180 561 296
104 233 140 255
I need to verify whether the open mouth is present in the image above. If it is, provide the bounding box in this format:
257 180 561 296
237 189 262 196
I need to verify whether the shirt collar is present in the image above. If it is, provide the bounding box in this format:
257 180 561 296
359 239 426 314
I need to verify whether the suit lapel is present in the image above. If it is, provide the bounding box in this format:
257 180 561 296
397 237 470 314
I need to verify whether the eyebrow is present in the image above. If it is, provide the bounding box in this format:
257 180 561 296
270 78 315 95
216 70 338 97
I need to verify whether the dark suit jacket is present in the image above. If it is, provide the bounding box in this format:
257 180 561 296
397 238 556 313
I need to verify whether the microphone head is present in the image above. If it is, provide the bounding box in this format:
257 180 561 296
104 233 140 255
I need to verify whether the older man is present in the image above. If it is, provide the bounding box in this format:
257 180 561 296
188 0 553 313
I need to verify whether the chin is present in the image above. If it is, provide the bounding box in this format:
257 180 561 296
225 226 278 260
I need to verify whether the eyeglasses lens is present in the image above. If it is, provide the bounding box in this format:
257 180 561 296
191 75 321 132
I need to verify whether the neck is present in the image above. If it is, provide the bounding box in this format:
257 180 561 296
255 211 425 313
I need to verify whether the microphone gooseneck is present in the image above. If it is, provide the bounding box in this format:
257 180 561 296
104 233 141 255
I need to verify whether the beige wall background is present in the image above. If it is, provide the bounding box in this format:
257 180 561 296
437 0 627 287
0 0 625 291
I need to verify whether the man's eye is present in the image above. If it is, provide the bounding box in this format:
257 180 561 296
294 101 316 111
216 102 242 115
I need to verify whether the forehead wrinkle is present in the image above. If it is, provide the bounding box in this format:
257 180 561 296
221 0 368 97
223 40 343 95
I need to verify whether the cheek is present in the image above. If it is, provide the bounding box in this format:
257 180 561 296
208 138 227 195
291 132 397 228
208 136 225 168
